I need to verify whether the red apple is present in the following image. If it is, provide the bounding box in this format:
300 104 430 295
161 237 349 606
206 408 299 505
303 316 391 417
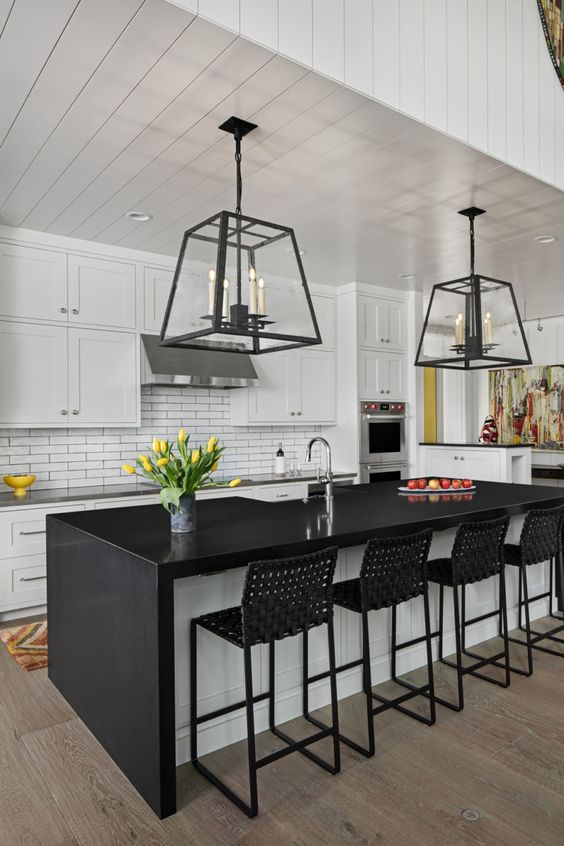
462 479 473 489
428 478 440 490
451 479 462 490
407 479 418 490
440 478 451 490
417 478 427 490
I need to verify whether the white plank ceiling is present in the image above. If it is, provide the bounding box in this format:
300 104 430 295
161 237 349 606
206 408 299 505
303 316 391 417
0 0 563 317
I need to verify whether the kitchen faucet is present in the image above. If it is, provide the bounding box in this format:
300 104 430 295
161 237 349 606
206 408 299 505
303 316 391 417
305 436 333 501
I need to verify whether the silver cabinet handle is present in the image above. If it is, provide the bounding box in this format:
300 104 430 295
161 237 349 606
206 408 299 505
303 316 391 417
380 337 384 342
297 411 302 415
380 389 384 394
60 307 67 313
460 456 465 461
290 411 295 416
386 389 390 394
19 529 46 536
72 308 80 314
72 409 79 415
454 455 459 460
275 493 289 498
19 575 46 582
61 409 68 415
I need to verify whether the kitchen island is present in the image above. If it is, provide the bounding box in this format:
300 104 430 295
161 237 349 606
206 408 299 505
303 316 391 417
46 481 564 819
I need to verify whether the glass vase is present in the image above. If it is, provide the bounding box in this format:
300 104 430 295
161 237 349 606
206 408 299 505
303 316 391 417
170 493 196 533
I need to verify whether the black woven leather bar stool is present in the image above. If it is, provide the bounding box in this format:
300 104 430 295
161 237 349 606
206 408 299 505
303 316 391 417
503 504 564 677
190 547 340 818
426 515 510 712
303 529 435 758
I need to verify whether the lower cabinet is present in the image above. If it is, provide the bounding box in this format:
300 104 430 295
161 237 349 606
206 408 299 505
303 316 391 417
0 321 138 427
231 348 336 425
420 447 501 481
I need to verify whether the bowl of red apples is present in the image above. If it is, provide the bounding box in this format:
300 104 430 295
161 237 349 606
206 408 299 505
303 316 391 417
401 477 475 494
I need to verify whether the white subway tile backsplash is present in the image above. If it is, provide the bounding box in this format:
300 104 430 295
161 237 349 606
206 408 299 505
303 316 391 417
0 387 320 489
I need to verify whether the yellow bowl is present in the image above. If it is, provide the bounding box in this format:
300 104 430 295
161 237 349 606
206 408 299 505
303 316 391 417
3 474 36 497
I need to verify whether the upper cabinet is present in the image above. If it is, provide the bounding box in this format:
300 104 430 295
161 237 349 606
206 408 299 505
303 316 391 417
68 256 136 329
143 266 174 333
0 243 67 321
357 294 406 351
358 349 406 400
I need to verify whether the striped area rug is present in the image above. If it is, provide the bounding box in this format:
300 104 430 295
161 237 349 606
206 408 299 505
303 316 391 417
0 620 48 671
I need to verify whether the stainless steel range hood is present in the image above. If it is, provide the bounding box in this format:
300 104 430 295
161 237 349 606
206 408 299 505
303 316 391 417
141 334 260 388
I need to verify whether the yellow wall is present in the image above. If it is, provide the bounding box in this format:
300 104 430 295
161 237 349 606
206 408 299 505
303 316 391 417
423 367 437 442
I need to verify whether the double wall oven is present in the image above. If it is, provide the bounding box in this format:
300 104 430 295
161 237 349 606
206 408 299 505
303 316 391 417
359 400 407 484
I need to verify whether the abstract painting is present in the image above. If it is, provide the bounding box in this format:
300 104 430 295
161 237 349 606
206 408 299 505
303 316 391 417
489 365 564 446
538 1 564 87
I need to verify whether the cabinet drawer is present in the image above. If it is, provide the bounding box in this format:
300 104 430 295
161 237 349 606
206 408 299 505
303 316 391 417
0 555 46 611
255 484 307 502
93 496 158 509
0 504 85 558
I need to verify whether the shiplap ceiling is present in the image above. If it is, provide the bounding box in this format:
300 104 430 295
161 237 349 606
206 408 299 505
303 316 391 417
1 0 564 317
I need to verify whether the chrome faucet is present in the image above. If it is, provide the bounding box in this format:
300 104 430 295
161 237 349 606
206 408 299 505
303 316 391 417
305 436 333 501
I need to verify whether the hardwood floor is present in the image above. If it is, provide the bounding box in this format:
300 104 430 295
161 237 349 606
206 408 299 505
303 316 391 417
2 614 564 846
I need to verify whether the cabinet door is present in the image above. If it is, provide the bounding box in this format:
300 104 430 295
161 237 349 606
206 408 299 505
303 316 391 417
68 328 138 425
358 295 386 347
457 450 500 482
311 294 335 349
68 255 136 329
387 352 406 398
144 266 174 332
386 301 406 350
295 349 336 423
422 448 458 478
0 243 67 321
247 352 295 422
358 349 386 398
0 321 68 425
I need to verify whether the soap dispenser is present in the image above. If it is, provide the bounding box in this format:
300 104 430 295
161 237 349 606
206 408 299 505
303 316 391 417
275 443 285 475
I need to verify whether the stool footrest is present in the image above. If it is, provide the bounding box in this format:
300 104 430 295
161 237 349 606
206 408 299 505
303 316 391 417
259 726 334 770
464 608 501 627
196 691 270 725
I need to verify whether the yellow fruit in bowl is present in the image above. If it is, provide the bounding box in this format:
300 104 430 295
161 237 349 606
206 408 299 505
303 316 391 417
3 473 36 497
428 478 440 490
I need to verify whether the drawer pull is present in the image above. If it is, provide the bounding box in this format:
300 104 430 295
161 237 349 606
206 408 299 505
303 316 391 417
19 529 46 536
19 575 46 583
454 456 459 460
275 493 289 498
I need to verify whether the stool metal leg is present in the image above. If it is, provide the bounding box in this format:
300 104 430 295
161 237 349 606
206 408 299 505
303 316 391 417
423 585 436 726
438 584 445 661
243 643 259 817
326 615 341 773
459 576 511 689
268 641 275 729
190 618 198 762
452 585 464 710
302 628 310 718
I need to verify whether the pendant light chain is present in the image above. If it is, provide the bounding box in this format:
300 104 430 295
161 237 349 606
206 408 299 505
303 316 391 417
469 213 475 276
234 129 243 215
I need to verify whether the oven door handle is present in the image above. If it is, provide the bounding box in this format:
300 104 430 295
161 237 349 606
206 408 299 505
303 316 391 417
362 414 406 420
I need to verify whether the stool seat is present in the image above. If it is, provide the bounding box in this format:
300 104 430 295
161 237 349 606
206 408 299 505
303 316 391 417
333 578 362 612
426 558 455 586
503 544 523 567
197 606 244 647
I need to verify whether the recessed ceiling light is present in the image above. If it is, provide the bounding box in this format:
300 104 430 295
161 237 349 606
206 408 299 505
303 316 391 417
534 234 557 244
125 210 152 222
286 246 307 256
399 273 416 280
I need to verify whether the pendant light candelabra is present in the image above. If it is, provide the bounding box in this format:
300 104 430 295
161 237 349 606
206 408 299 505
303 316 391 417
159 116 321 354
415 207 532 370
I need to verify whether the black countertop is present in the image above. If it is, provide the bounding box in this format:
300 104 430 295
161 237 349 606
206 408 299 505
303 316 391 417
419 442 531 449
0 471 357 509
48 481 564 579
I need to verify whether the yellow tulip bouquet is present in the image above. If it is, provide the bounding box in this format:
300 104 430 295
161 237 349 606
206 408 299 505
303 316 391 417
122 430 240 521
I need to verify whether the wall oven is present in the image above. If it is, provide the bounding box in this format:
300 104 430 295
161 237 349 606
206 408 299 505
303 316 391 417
359 400 407 483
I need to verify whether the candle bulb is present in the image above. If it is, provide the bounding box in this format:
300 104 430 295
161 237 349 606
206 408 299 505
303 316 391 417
455 312 464 346
222 278 229 320
483 311 493 345
208 269 216 316
249 265 257 314
257 276 266 316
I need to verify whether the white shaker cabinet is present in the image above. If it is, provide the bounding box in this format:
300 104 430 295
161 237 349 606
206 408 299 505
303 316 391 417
420 445 531 483
357 294 406 351
0 243 67 321
0 321 138 427
295 348 336 422
0 321 68 425
68 328 138 424
68 255 136 329
358 349 406 399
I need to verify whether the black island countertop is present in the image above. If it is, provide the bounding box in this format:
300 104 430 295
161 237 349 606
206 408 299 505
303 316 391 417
46 478 564 820
419 442 531 449
48 480 564 579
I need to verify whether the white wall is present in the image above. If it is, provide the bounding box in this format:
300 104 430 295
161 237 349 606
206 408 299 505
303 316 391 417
167 0 564 192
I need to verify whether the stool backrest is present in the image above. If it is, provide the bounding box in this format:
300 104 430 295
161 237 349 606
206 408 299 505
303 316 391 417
520 504 564 566
451 515 509 585
359 529 433 612
242 546 338 646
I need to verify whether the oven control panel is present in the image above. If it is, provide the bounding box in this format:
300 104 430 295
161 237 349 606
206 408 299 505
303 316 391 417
361 401 406 414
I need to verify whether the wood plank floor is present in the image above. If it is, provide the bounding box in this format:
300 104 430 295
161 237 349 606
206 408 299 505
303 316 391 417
2 614 564 846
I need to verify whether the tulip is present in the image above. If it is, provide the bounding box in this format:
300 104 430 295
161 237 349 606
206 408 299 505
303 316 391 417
160 439 167 454
152 437 160 453
141 460 152 473
191 449 200 464
122 464 136 475
178 428 186 443
211 460 219 472
207 436 217 453
229 478 241 487
156 457 168 467
138 454 148 463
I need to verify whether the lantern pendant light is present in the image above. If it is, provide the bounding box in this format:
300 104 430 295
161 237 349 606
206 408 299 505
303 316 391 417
415 207 532 370
159 116 322 354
